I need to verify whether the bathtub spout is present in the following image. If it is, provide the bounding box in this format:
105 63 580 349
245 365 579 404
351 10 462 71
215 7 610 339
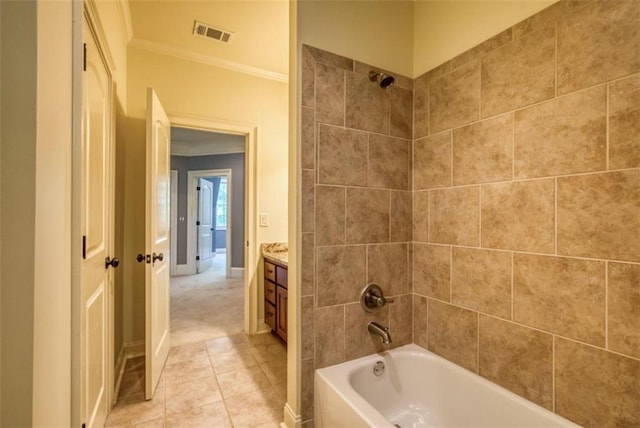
368 321 392 345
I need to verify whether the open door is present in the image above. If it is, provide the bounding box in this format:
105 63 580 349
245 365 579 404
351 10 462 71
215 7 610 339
197 178 214 273
145 88 171 399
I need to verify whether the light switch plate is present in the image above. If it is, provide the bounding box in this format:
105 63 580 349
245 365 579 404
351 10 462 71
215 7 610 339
260 213 269 227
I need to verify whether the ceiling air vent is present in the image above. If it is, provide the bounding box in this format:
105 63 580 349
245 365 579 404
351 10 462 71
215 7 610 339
193 21 235 44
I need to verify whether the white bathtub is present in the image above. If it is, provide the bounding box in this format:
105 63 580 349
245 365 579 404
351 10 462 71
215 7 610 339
315 344 579 428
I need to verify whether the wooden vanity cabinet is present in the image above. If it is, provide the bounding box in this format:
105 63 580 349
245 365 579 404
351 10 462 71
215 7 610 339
264 260 287 344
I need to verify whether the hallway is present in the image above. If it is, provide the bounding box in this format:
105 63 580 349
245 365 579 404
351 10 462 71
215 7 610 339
105 255 287 427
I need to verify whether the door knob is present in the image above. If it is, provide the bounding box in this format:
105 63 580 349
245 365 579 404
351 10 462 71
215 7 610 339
152 252 164 263
105 256 120 269
136 253 148 263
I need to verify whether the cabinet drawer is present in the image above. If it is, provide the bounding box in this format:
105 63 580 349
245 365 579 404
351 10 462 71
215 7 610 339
264 261 276 282
265 279 276 305
276 266 288 288
264 301 276 331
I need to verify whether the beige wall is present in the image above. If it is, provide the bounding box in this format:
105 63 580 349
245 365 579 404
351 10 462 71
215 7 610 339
123 46 289 343
412 1 640 425
413 0 555 76
298 1 414 77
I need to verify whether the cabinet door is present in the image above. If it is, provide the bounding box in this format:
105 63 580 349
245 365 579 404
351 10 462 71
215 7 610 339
276 286 288 343
265 301 276 331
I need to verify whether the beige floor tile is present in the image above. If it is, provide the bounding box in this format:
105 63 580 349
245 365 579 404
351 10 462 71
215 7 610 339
217 366 272 399
224 388 283 427
260 361 288 386
163 357 213 386
250 341 287 364
125 356 145 372
165 401 232 428
165 376 223 416
272 380 288 403
206 334 251 356
166 342 209 365
107 417 165 428
209 348 258 374
105 395 165 426
118 368 145 400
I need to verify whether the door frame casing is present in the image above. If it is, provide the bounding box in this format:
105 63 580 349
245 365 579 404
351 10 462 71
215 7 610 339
187 169 232 277
168 115 258 335
169 170 179 276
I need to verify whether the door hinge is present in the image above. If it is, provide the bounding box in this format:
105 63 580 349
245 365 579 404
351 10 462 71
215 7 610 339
82 423 86 428
196 256 200 261
83 43 87 71
82 235 87 259
196 221 200 226
196 186 201 191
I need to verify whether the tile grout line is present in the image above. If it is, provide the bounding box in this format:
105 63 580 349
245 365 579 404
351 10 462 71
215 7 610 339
606 83 610 171
554 22 558 98
511 251 514 321
554 178 558 255
605 261 609 350
552 335 556 413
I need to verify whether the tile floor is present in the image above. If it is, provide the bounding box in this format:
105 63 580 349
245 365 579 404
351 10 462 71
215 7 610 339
106 254 287 427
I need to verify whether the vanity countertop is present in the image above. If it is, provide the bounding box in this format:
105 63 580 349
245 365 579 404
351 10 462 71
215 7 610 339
261 242 288 267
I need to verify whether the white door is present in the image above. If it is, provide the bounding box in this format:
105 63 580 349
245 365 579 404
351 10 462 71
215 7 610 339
145 88 171 399
81 16 114 428
197 178 214 273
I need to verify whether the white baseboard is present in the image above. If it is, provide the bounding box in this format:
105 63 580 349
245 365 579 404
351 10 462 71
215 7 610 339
124 340 145 359
257 318 272 334
172 264 192 276
230 267 245 278
283 402 301 427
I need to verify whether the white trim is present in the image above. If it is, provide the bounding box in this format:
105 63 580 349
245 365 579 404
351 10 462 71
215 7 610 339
83 0 117 72
187 169 232 278
174 264 192 276
170 170 178 276
168 114 258 335
130 38 288 83
257 318 272 335
230 267 245 279
115 0 133 43
283 403 302 428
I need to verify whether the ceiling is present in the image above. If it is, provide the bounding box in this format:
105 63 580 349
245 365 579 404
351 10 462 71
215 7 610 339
171 127 245 156
128 0 289 79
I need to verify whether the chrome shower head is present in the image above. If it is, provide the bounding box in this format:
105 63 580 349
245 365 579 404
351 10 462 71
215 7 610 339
369 71 395 89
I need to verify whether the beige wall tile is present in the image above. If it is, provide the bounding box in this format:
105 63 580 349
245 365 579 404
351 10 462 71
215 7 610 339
368 134 410 190
452 28 513 71
428 299 478 372
301 358 315 420
301 107 315 170
315 63 345 126
316 245 366 307
453 114 513 185
344 303 389 360
555 338 640 428
479 316 553 409
306 45 353 71
390 294 413 347
608 262 640 359
301 233 315 297
557 170 640 262
318 125 367 186
609 74 640 169
413 244 450 301
302 46 315 108
346 188 390 244
301 296 314 360
452 248 512 319
430 186 479 246
430 61 480 133
514 86 607 179
346 72 389 134
413 191 429 242
368 243 409 296
481 26 555 118
414 132 452 190
512 1 588 39
390 191 412 242
390 86 413 140
558 1 640 94
514 254 605 346
301 170 315 233
413 295 428 349
414 75 429 139
315 186 345 246
315 306 345 368
481 179 554 253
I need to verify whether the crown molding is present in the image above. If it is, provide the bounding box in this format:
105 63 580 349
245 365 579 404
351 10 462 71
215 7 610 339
129 38 289 83
116 0 134 43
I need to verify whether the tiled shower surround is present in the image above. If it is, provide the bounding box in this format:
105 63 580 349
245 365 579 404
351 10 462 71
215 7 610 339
299 1 640 426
